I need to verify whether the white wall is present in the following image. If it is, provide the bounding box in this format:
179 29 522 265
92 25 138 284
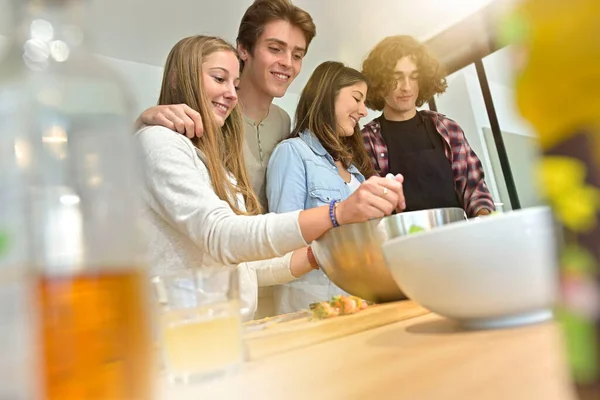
96 55 163 116
462 66 536 138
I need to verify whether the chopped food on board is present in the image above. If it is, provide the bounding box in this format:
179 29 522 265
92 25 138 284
310 295 372 319
310 301 340 319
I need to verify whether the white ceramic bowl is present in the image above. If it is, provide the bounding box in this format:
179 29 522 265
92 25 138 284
381 206 559 329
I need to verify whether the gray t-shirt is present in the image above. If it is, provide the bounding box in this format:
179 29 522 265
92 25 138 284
243 103 291 210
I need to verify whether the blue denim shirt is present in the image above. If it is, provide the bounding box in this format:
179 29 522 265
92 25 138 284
266 129 366 314
266 130 365 213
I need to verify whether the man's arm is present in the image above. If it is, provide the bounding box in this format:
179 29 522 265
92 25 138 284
452 124 496 217
135 104 204 138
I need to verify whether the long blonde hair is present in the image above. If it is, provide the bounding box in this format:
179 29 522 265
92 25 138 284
158 35 261 215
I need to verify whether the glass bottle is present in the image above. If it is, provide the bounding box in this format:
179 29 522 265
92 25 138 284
0 0 153 398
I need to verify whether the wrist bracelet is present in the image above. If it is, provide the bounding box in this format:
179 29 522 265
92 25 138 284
306 246 319 270
329 199 339 227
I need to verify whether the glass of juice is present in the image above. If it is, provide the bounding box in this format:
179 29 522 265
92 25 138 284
152 267 243 384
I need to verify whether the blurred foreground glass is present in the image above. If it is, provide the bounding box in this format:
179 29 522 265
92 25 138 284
0 0 153 398
508 0 600 398
152 267 243 384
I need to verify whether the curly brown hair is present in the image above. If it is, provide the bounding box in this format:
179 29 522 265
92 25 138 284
362 35 448 111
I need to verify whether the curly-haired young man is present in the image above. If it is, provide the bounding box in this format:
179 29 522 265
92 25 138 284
361 35 495 217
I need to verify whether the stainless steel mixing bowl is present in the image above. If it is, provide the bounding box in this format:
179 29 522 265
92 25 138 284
311 207 467 303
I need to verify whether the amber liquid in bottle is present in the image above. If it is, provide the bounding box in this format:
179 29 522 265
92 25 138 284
38 269 153 400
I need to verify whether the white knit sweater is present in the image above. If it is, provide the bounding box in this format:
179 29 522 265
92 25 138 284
136 126 306 320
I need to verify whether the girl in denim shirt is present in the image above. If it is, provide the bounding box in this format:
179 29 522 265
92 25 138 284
267 62 389 314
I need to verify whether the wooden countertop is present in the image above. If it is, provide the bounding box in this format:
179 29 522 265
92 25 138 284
245 300 429 360
160 312 577 399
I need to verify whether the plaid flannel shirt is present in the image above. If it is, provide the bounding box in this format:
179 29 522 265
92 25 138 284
361 110 495 217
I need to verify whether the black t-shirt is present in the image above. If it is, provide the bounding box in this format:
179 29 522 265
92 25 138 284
378 112 461 211
379 112 444 156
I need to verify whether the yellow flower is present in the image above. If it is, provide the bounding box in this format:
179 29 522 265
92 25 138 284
537 156 586 201
538 156 600 232
554 185 600 232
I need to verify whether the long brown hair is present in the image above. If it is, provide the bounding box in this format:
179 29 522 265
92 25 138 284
291 61 376 178
158 35 261 215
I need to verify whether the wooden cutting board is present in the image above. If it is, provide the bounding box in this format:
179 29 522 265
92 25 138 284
243 300 429 361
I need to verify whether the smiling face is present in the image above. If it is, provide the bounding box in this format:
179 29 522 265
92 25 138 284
334 81 368 137
383 56 420 119
238 19 306 99
201 50 240 127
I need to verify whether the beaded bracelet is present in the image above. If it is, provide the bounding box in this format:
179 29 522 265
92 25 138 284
329 199 339 227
